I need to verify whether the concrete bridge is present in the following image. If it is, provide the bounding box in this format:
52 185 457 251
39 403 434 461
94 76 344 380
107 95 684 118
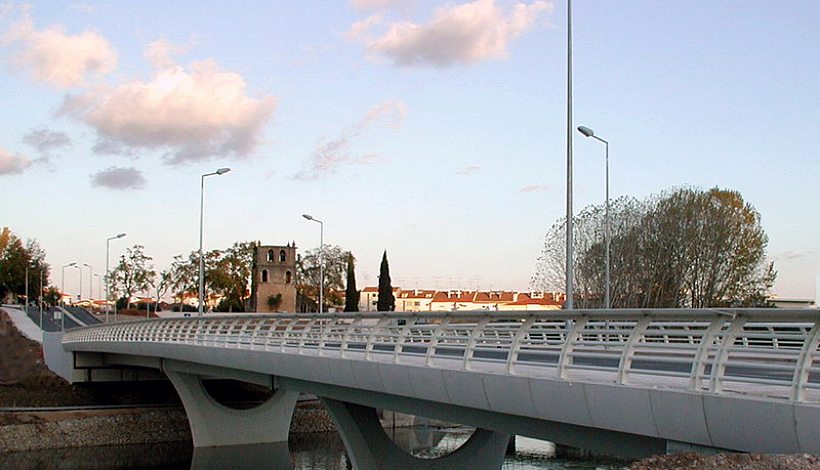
49 309 820 469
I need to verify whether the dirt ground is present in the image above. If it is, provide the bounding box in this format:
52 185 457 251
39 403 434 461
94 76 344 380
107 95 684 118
629 452 820 470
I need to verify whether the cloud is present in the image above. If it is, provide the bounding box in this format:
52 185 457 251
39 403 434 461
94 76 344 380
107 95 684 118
0 147 33 175
22 127 72 156
2 7 117 88
350 0 412 12
519 184 552 193
144 38 191 69
90 166 146 190
348 0 552 67
61 59 277 165
456 165 481 175
295 100 405 180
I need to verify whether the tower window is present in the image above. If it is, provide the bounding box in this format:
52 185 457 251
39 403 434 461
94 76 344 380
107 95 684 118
279 250 286 263
285 271 292 284
266 249 274 262
262 269 269 283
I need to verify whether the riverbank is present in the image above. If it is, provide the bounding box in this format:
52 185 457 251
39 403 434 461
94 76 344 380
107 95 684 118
628 453 820 469
0 401 336 453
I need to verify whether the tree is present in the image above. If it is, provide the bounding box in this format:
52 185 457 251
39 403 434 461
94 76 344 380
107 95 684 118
344 252 359 312
214 242 256 312
296 245 349 310
0 228 50 303
267 294 283 312
532 187 775 308
377 250 394 312
112 245 155 308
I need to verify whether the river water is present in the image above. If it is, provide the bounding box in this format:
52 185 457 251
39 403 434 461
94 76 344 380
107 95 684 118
0 427 625 469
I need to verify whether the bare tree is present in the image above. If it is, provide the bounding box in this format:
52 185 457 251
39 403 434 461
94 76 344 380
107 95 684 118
533 188 775 308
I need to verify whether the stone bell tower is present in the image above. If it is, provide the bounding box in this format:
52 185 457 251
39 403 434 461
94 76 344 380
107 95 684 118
251 243 297 313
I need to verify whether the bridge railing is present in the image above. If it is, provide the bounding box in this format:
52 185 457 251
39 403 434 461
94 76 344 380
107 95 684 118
63 309 820 403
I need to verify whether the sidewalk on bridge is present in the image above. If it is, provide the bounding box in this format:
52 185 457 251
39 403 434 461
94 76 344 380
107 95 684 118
0 306 42 343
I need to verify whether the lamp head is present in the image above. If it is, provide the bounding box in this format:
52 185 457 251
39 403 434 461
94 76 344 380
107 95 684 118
577 126 595 138
116 233 126 239
216 167 231 175
302 214 314 221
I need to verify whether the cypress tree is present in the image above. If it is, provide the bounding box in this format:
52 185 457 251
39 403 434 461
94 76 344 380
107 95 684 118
377 250 395 312
344 252 359 312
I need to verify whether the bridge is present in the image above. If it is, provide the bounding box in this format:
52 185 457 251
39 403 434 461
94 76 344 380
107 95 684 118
48 309 820 470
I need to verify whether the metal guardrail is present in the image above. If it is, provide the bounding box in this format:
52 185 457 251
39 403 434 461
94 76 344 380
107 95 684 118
62 309 820 403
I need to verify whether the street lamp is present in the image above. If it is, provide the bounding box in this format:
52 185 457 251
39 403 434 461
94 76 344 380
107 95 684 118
80 263 92 301
94 273 102 303
106 233 126 323
302 214 324 313
565 0 575 309
60 262 76 331
578 125 611 309
73 264 82 304
199 168 231 317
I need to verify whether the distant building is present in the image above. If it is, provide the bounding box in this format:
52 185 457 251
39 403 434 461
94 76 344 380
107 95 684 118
250 244 297 313
768 297 816 309
359 287 564 312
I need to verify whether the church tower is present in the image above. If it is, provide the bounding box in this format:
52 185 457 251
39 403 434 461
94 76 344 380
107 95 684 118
251 243 297 313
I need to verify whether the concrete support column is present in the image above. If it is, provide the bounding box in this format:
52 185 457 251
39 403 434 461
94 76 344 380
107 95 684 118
322 398 510 470
164 369 298 448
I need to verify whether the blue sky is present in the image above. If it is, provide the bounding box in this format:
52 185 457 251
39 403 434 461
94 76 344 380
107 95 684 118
1 0 818 300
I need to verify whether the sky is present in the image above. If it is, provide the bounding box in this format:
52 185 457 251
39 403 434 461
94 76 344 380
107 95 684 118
1 0 818 301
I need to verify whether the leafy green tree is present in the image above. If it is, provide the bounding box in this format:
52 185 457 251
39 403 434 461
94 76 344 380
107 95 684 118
267 294 283 312
0 228 50 302
112 245 156 308
344 252 359 312
377 250 394 312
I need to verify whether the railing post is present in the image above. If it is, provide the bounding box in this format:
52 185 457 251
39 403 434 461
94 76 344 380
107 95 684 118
281 318 297 353
426 317 451 367
298 318 318 354
341 316 362 359
463 316 491 371
709 316 747 393
505 316 535 374
393 317 416 364
689 316 729 390
791 321 820 402
366 317 391 360
617 316 652 384
318 317 338 356
557 317 588 379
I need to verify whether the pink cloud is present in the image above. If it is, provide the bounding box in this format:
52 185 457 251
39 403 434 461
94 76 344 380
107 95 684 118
3 8 117 88
61 59 277 164
348 0 552 67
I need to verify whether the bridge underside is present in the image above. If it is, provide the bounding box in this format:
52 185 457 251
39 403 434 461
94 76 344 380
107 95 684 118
68 350 671 460
56 340 820 463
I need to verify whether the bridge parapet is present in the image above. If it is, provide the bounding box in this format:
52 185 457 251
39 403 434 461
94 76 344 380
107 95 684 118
62 308 820 403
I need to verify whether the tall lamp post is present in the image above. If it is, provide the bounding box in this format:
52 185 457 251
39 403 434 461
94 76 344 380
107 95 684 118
81 263 92 301
60 262 76 330
106 233 126 323
565 0 575 309
302 214 323 313
578 125 610 309
94 273 102 301
199 168 231 317
73 264 82 305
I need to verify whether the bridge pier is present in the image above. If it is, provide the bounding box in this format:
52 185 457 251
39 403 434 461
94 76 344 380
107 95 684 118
322 398 510 470
164 369 299 448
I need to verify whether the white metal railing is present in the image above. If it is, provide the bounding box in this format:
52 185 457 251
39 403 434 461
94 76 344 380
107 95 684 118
62 309 820 403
